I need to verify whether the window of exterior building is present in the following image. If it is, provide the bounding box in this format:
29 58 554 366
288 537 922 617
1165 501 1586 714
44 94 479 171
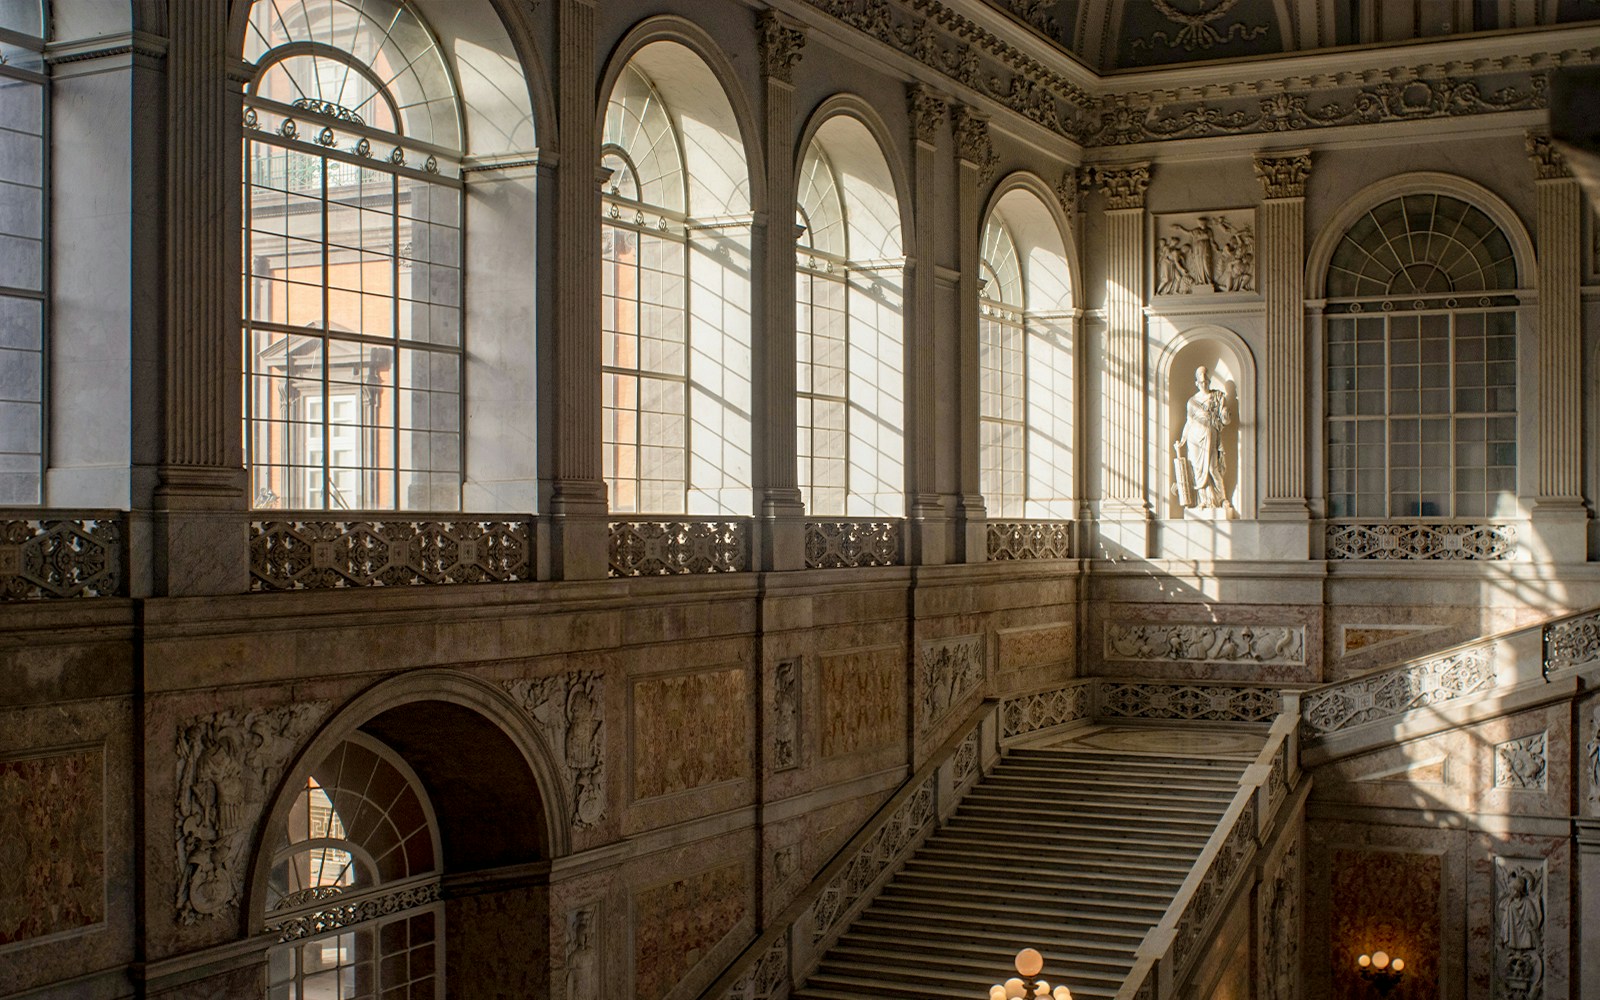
265 733 442 1000
794 117 904 517
978 192 1074 520
0 2 46 504
1325 194 1518 519
601 48 752 516
242 0 465 511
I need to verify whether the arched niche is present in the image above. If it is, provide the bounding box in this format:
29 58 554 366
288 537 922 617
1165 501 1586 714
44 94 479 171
246 670 568 997
1156 326 1256 520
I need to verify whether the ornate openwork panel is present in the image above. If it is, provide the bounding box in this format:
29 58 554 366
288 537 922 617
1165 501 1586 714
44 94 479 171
1096 682 1279 723
1173 797 1258 975
242 0 466 513
987 521 1072 559
1301 645 1497 735
804 519 902 568
807 778 934 945
1325 522 1515 560
607 519 750 576
1544 609 1600 672
1000 682 1092 741
249 518 532 590
0 513 124 599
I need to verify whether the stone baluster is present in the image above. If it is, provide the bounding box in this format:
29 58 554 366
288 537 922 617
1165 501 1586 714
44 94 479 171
152 1 248 595
953 105 997 562
1526 133 1589 561
755 12 807 570
548 0 608 579
1095 163 1152 557
906 84 951 564
1253 150 1313 555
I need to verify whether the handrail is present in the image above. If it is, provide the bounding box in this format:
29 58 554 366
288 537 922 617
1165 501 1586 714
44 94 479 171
1115 710 1301 1000
700 700 995 1000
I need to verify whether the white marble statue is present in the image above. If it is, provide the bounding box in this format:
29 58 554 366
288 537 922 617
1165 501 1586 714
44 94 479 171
1173 365 1235 516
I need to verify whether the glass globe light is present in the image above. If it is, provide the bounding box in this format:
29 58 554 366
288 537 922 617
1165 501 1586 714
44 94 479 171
991 986 1007 1000
1005 977 1026 999
1372 951 1390 970
1358 954 1372 968
1391 959 1405 973
1015 949 1044 978
1053 986 1073 1000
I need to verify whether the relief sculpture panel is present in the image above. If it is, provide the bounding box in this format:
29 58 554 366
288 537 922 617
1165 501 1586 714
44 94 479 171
821 645 902 758
0 748 104 946
505 670 607 828
1153 210 1256 295
632 668 749 800
633 862 747 1000
919 634 985 729
1493 858 1546 1000
1105 622 1305 665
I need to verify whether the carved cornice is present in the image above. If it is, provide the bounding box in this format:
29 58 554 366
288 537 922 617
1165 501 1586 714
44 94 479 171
1525 131 1571 180
908 82 948 145
758 10 807 84
1254 150 1312 199
1094 163 1151 210
952 104 999 181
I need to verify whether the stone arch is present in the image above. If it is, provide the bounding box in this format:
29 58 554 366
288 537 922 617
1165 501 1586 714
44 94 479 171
796 93 917 258
1306 172 1536 299
1155 324 1257 519
981 170 1083 312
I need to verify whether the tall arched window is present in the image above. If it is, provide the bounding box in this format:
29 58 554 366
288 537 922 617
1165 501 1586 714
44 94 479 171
1325 193 1518 519
795 116 903 517
0 2 46 504
264 733 442 999
601 45 752 515
243 0 464 511
979 191 1074 519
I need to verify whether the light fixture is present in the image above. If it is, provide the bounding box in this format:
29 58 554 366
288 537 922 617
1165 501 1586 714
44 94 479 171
1357 950 1406 995
988 948 1072 1000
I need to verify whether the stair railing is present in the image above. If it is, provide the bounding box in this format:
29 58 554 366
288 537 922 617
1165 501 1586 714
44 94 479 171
1114 709 1303 1000
701 700 1001 1000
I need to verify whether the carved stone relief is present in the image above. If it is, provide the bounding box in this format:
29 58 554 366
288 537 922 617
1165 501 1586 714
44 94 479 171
1094 163 1150 210
908 83 948 145
952 105 998 182
1493 858 1545 1000
0 748 104 945
1254 151 1312 199
504 671 607 829
634 862 747 1000
1153 210 1255 295
919 634 985 728
632 669 750 799
1494 732 1547 791
1128 0 1270 58
1588 705 1600 814
1105 622 1304 665
772 659 800 772
821 646 901 758
566 904 600 1000
757 10 806 83
1301 646 1496 735
1258 834 1299 1000
174 703 328 923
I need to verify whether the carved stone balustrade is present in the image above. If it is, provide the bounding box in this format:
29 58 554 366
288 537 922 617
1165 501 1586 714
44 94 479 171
607 519 750 576
1300 645 1497 736
1325 521 1516 560
804 519 903 568
986 520 1072 560
0 510 125 599
1545 608 1600 673
249 517 533 590
1096 680 1281 724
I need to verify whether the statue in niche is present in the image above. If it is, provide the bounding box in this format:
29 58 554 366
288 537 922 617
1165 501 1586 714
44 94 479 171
1173 365 1236 518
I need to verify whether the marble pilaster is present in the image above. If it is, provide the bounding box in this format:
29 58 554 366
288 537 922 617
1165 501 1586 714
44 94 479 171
953 105 995 563
906 84 952 564
1095 163 1152 557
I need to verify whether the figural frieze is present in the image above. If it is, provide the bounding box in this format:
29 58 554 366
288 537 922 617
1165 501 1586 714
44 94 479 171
919 634 986 728
175 702 328 923
1586 705 1600 814
1494 732 1547 791
1105 623 1304 665
1154 211 1256 295
505 671 606 829
1494 858 1545 1000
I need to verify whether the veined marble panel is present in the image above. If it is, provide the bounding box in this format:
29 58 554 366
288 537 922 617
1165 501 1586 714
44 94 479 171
820 645 902 758
995 622 1074 673
1328 848 1443 999
0 747 104 946
633 862 747 1000
631 668 750 800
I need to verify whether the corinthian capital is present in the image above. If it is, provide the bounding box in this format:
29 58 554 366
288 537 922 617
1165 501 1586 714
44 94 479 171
1525 132 1571 180
1253 150 1312 199
1094 163 1151 210
758 10 806 84
908 83 948 146
952 105 998 182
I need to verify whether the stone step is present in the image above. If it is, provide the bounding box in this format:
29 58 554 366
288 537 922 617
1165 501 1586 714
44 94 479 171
879 881 1168 919
955 798 1231 823
849 904 1151 944
870 892 1160 928
839 924 1144 963
812 955 1131 991
987 765 1243 790
964 784 1238 807
896 861 1188 897
939 815 1214 845
910 846 1194 882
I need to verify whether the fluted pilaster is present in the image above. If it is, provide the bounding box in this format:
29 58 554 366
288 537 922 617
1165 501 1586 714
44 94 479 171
1527 134 1583 503
1097 164 1150 512
953 105 993 561
905 84 951 564
1254 150 1311 516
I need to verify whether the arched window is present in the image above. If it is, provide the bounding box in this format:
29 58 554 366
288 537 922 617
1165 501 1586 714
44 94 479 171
243 0 464 511
601 46 752 515
0 2 46 504
979 192 1074 519
264 733 442 1000
795 117 904 517
1325 194 1518 519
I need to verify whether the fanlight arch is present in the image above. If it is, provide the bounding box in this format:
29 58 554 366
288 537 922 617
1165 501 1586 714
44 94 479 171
979 181 1075 520
794 113 905 517
1325 194 1518 298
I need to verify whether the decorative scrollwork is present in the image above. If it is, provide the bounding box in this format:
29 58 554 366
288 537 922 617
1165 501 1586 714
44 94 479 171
272 885 346 911
1543 610 1600 672
805 520 902 568
1000 682 1092 740
952 728 979 786
987 521 1071 560
809 778 935 944
1301 645 1497 735
1097 682 1280 723
607 520 750 576
1326 522 1516 560
249 519 533 590
0 514 124 600
265 881 441 943
726 935 790 1000
1174 797 1257 974
289 97 366 126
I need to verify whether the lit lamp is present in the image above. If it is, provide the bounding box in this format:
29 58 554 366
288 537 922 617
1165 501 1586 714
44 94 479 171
988 948 1072 1000
1357 950 1406 996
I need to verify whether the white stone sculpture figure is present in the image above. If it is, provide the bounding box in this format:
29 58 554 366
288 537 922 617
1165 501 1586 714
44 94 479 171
1587 707 1600 812
1156 236 1192 294
1173 365 1236 517
1173 219 1221 291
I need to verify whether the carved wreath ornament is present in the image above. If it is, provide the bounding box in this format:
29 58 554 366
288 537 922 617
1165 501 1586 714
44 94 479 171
1136 0 1270 53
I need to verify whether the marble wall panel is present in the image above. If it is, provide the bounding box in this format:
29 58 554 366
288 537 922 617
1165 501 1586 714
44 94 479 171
631 667 750 800
994 621 1076 691
0 747 105 946
1323 603 1526 682
1327 848 1443 1000
820 645 903 759
633 861 747 1000
1086 601 1321 683
446 886 549 999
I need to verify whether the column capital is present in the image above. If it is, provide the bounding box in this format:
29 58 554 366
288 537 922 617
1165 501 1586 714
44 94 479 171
907 83 948 146
757 10 806 84
1525 131 1572 180
1093 162 1151 210
951 104 997 182
1253 149 1312 199
1055 165 1092 222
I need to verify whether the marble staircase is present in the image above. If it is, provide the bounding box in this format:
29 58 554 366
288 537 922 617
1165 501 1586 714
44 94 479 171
792 742 1251 1000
